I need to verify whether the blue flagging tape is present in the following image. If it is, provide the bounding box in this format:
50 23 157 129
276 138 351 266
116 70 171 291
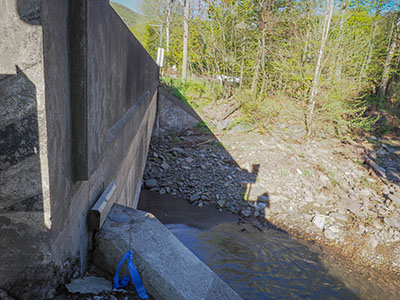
113 250 149 299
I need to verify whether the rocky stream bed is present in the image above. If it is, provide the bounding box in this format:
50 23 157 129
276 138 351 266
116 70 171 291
142 102 400 277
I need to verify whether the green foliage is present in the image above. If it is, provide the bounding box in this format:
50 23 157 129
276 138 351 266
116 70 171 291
195 121 209 132
110 2 145 29
143 24 159 60
110 2 146 43
161 76 219 108
135 0 400 139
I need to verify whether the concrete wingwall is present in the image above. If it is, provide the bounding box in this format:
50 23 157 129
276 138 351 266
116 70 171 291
0 0 159 298
155 87 202 136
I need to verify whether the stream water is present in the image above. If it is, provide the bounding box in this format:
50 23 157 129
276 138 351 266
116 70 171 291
167 222 400 300
138 190 400 300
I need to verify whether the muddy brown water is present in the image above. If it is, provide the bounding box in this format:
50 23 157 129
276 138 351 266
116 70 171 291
139 190 400 300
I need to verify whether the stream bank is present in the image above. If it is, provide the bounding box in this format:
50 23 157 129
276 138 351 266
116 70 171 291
142 104 400 276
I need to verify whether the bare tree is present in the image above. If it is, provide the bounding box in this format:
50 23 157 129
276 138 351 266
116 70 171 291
378 11 400 100
359 0 383 85
335 0 348 79
166 1 172 54
251 37 263 94
182 0 190 82
306 0 334 138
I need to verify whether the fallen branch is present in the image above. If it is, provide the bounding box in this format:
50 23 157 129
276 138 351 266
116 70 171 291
194 139 214 146
222 102 242 120
364 155 387 178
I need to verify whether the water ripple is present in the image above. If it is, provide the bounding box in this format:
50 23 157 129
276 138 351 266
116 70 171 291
167 222 399 300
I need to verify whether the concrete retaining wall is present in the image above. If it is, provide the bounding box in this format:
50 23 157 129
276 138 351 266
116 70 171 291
155 87 202 136
0 1 159 298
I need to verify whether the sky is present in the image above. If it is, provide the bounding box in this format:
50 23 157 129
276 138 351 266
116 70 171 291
111 0 143 14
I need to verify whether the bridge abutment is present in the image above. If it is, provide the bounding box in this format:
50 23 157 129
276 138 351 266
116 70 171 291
0 1 159 298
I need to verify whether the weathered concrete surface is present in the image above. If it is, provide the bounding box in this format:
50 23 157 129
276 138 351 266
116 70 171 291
0 211 54 298
94 204 243 300
45 0 158 293
155 87 202 136
0 0 159 298
0 1 53 298
70 0 159 180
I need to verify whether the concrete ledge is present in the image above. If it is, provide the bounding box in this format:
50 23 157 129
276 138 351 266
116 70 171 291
94 204 242 300
90 182 116 230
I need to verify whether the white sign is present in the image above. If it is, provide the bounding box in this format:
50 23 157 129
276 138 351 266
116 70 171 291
156 48 165 67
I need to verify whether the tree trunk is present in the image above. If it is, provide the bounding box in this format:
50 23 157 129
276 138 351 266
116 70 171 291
306 0 334 138
359 0 382 85
258 33 266 102
251 38 262 95
378 12 400 100
239 43 245 89
335 0 347 79
166 3 171 54
302 0 315 65
182 0 190 82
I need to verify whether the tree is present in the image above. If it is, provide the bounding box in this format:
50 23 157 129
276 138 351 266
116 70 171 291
306 0 334 137
359 0 383 85
378 11 400 100
134 0 397 138
182 0 190 82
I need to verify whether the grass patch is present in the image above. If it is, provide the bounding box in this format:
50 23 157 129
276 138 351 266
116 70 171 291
327 170 341 186
359 177 381 194
280 170 289 177
355 159 364 167
161 76 220 109
195 121 210 133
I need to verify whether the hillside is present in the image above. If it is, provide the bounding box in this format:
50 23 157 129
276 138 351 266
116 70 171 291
110 2 145 29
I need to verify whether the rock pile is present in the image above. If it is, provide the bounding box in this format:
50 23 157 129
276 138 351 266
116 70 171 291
142 123 400 273
143 131 259 216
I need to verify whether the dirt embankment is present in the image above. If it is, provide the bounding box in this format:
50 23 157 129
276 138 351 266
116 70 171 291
143 102 400 275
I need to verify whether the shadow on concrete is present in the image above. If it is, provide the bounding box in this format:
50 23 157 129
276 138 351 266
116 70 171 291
0 67 40 192
0 66 53 298
16 0 41 25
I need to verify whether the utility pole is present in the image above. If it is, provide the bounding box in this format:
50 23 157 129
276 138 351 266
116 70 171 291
182 0 190 82
166 1 171 54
